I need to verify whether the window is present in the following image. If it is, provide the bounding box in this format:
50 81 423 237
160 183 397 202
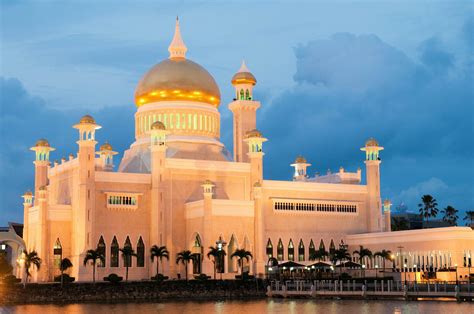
273 199 357 214
228 235 237 272
123 236 132 267
97 236 106 267
105 193 141 210
53 238 62 268
309 239 316 258
245 89 250 100
329 239 336 255
137 237 145 267
240 89 244 100
298 239 305 262
277 239 284 261
192 234 202 274
288 239 294 261
111 236 119 267
266 239 273 259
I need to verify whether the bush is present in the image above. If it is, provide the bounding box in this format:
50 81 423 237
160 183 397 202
2 274 21 285
151 273 169 281
104 273 123 283
235 271 254 281
194 274 211 281
54 274 75 283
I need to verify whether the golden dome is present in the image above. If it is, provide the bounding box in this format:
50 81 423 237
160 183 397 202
383 199 391 206
79 115 96 124
24 190 33 196
294 156 307 164
245 129 263 138
35 138 50 147
231 71 257 86
135 59 221 107
100 142 113 151
365 137 379 147
151 121 166 130
202 179 214 186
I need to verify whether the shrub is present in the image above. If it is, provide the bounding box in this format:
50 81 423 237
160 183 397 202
54 274 75 283
2 274 21 285
151 273 169 281
194 274 211 281
104 273 123 283
235 271 254 281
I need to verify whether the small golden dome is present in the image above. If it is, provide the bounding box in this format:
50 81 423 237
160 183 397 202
383 199 391 206
231 71 257 86
294 156 307 164
79 115 96 124
253 181 262 187
151 121 166 130
202 179 214 185
365 137 379 147
35 138 50 147
245 129 262 138
100 142 113 151
24 191 33 196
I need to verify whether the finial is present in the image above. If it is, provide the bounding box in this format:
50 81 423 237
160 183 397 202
168 17 187 59
238 60 250 73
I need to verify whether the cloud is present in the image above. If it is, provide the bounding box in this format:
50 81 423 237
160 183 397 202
395 177 448 208
418 37 454 74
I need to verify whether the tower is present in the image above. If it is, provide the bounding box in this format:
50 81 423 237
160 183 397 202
97 142 117 171
361 138 384 232
229 61 260 162
30 139 55 205
383 199 392 232
22 191 33 250
291 156 311 181
148 121 170 275
72 115 101 279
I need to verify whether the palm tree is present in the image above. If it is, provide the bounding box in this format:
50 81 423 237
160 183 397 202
176 250 196 281
230 249 253 277
23 250 41 288
353 246 372 277
464 210 474 227
59 257 73 287
207 246 226 280
83 249 105 284
391 217 409 231
441 206 459 226
330 248 351 275
374 250 392 272
119 246 137 282
309 248 328 262
418 195 439 226
150 245 169 277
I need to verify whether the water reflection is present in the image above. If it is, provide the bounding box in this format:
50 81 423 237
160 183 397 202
1 299 470 314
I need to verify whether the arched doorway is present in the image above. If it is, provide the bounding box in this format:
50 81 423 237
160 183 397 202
191 234 203 274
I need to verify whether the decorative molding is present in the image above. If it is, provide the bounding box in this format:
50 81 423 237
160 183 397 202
95 171 151 184
263 180 367 194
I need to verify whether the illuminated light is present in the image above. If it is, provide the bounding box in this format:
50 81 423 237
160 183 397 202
268 267 273 271
139 98 146 103
178 94 184 97
172 90 181 94
160 94 167 97
150 91 158 96
209 97 215 101
193 91 202 95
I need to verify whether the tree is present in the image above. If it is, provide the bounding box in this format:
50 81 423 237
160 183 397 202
418 195 439 226
353 246 372 277
83 249 105 284
0 253 13 278
374 250 392 272
119 246 137 282
330 248 351 275
207 246 226 280
230 249 253 277
391 217 409 231
441 206 459 226
309 248 328 262
463 210 474 227
176 250 197 281
23 250 41 287
59 257 73 287
150 245 169 277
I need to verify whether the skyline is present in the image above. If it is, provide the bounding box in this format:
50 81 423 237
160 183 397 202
1 1 473 224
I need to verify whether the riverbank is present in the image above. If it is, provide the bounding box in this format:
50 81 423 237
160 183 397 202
0 280 266 305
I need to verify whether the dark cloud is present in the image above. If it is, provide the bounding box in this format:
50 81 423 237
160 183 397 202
418 37 454 74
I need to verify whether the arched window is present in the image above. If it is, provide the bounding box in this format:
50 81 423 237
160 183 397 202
298 239 305 261
277 239 284 261
97 236 106 267
309 239 316 258
319 239 325 251
288 239 295 261
266 239 273 259
192 234 203 274
329 239 336 255
245 89 250 100
228 235 238 273
240 89 244 100
111 236 119 267
137 236 145 267
123 236 132 267
53 238 62 268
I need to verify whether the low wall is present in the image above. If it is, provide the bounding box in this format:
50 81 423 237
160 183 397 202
0 280 266 305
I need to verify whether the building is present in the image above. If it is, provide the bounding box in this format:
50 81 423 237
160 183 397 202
21 19 473 282
0 222 25 279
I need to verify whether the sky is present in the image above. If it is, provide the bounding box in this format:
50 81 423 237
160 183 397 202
1 0 473 225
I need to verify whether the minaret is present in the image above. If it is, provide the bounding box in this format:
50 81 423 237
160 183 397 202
30 139 55 205
168 17 187 59
383 199 392 232
22 191 33 249
244 129 267 189
291 156 311 181
97 142 117 171
72 115 101 280
149 121 170 276
229 61 260 162
360 138 384 232
252 181 265 276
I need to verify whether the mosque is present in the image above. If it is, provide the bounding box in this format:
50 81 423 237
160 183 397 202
19 19 473 282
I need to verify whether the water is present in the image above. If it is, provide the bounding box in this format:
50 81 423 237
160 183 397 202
1 299 472 314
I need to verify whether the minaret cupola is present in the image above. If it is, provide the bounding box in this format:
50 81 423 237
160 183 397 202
291 156 311 181
231 60 257 101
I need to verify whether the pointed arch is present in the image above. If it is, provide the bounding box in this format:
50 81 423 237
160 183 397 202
123 236 132 267
319 239 326 251
111 236 119 267
298 239 305 261
97 236 106 267
288 239 295 261
309 239 316 258
329 239 336 254
245 89 250 100
228 234 238 272
137 236 145 267
53 238 62 268
277 238 284 261
191 233 203 274
266 239 273 259
239 89 244 100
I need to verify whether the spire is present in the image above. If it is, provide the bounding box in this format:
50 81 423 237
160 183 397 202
168 16 187 59
238 60 250 73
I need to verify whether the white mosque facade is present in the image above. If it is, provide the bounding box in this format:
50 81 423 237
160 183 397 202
19 20 473 282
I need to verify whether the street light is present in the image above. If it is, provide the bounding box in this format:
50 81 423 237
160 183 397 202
454 263 458 285
413 264 417 284
403 263 407 284
362 264 366 279
216 236 227 280
375 265 379 279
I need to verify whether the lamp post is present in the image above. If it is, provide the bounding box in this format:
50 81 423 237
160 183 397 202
375 265 379 279
362 264 366 279
330 265 334 280
455 263 458 285
216 236 227 280
413 264 417 285
403 263 407 285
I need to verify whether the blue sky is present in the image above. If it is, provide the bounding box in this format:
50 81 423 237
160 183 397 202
1 1 473 225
